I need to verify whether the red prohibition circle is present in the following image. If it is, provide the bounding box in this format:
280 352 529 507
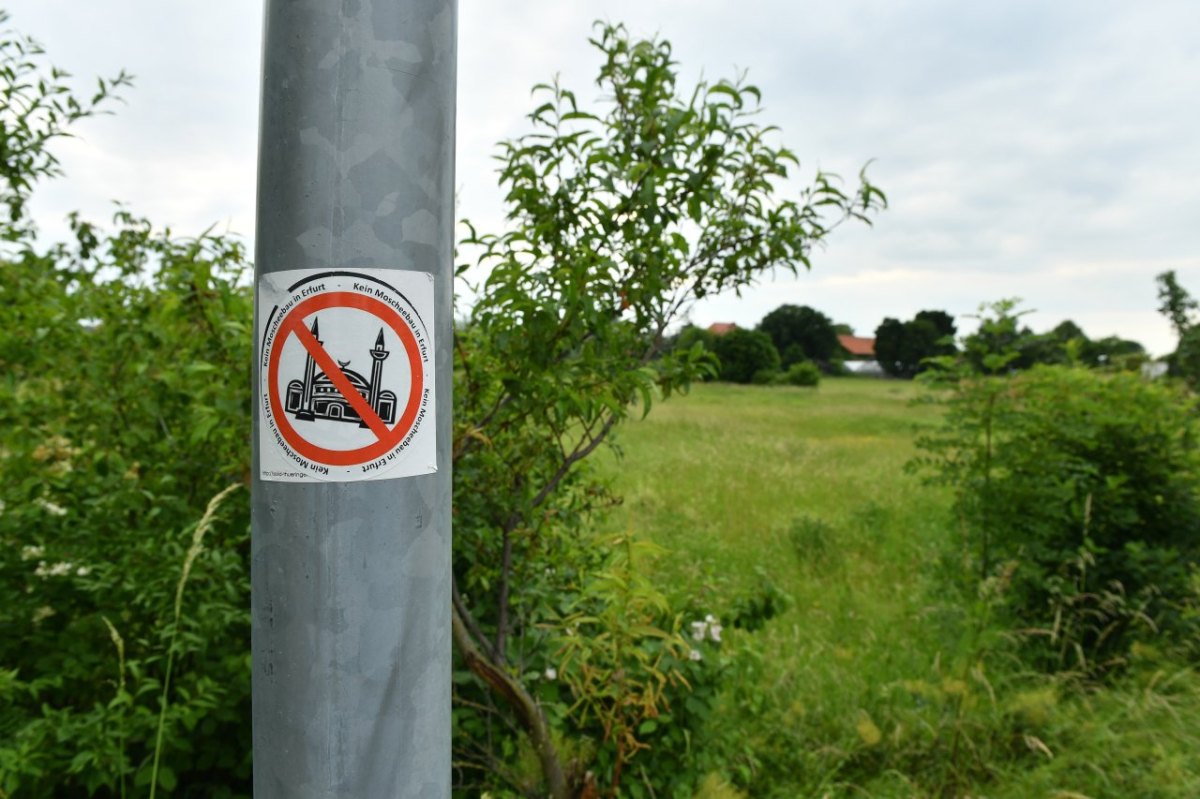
267 291 425 467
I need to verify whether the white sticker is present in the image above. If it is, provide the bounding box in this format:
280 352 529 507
257 268 436 482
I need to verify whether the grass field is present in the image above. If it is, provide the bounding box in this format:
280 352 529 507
598 378 1200 799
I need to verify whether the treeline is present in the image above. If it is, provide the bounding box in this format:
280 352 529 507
677 299 1151 385
674 304 846 387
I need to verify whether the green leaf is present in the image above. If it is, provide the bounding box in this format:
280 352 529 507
157 764 177 792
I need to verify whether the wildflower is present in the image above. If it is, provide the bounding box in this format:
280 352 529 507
544 667 557 681
692 614 723 643
76 565 91 577
35 561 74 578
689 649 702 662
31 605 56 624
35 498 67 517
20 544 44 561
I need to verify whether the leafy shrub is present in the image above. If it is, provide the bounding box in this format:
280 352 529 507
0 216 253 796
0 22 253 795
713 329 781 384
783 361 821 387
914 365 1200 672
751 368 780 385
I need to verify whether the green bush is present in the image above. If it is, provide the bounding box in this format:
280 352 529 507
0 24 253 796
713 329 781 384
783 361 821 387
914 365 1200 673
0 217 253 796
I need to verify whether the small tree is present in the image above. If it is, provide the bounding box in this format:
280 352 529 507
453 23 883 796
960 299 1036 374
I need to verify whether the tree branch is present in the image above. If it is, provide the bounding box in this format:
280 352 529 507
451 600 571 799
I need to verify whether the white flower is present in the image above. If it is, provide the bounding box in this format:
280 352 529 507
35 498 67 517
544 667 557 681
20 544 44 561
31 605 56 624
35 561 74 578
692 614 723 643
689 648 703 662
76 565 91 577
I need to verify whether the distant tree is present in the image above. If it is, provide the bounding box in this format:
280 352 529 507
1157 270 1197 337
1021 332 1069 368
1019 320 1144 370
873 310 957 378
1157 271 1200 386
873 317 907 377
1051 319 1086 344
914 309 956 341
1081 335 1145 369
1011 319 1085 366
779 342 807 367
757 304 839 369
833 322 854 336
713 328 781 383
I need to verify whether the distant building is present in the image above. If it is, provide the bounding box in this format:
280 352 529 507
1141 360 1169 380
707 322 738 336
838 334 876 359
838 334 883 376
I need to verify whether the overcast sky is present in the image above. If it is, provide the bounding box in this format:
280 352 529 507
7 0 1199 355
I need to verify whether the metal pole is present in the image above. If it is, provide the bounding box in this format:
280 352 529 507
251 1 456 796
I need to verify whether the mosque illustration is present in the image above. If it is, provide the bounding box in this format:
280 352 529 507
285 317 398 427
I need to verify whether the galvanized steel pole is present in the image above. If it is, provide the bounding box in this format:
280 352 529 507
251 1 456 796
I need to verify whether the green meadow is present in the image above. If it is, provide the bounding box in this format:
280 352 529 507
600 378 1200 799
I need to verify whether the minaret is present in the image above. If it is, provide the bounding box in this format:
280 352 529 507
296 317 320 420
367 328 390 414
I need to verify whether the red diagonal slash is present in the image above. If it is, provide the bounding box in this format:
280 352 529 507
291 322 392 441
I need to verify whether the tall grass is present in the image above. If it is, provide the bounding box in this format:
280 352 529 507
148 483 241 799
599 379 1200 797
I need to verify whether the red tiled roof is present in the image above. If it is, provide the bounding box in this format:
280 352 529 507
838 334 875 357
707 323 738 336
